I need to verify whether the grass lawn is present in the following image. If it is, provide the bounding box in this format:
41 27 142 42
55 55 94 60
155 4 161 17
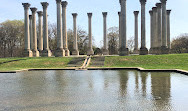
0 57 72 71
104 53 188 71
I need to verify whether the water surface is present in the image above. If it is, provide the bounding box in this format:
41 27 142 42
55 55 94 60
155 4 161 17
0 70 188 111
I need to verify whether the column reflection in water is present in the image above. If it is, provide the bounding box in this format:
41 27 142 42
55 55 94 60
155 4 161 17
0 70 177 110
140 72 148 96
151 72 172 110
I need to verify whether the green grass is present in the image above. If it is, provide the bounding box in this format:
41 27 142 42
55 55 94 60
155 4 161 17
0 57 72 71
0 54 188 71
104 53 188 71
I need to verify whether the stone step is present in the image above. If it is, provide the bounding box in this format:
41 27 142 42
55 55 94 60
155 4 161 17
90 56 105 67
67 57 85 67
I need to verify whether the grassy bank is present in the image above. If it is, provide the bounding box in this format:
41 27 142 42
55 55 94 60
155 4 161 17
104 54 188 71
0 57 72 71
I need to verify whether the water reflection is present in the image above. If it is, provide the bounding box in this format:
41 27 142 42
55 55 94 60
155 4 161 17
0 70 188 110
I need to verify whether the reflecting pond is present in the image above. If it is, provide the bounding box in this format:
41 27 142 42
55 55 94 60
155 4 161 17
0 70 188 111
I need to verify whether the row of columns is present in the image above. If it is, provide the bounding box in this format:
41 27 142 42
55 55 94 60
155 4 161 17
149 0 171 54
119 0 171 55
22 2 52 57
23 0 108 57
23 0 171 57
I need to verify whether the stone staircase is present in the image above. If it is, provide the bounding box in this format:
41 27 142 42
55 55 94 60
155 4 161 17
67 57 85 67
90 56 105 67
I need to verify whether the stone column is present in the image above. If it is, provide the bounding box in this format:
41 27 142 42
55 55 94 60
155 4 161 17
160 0 169 54
152 7 158 54
118 12 121 50
149 11 153 54
119 0 129 56
22 3 33 57
72 13 79 56
55 0 65 57
166 10 171 49
61 1 70 56
29 15 33 51
133 11 139 54
30 7 39 57
41 2 52 57
156 3 162 54
102 12 109 55
37 11 43 52
87 13 94 55
139 0 148 55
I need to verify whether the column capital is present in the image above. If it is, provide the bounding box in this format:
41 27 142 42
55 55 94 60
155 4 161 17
140 0 146 4
156 3 162 8
29 15 32 19
72 13 78 17
119 0 126 4
22 3 30 9
56 0 61 3
87 13 92 17
118 12 121 15
102 12 107 17
152 7 157 12
134 11 139 15
149 10 153 15
61 1 68 8
160 0 167 3
166 10 171 15
30 7 37 13
37 11 43 16
41 2 49 8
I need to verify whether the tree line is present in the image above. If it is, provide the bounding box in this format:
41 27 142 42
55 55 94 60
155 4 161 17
0 20 187 58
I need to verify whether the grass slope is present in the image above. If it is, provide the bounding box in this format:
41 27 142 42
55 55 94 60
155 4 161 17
0 57 72 71
104 54 188 71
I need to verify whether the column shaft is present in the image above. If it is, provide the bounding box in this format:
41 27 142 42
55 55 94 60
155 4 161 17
29 15 33 51
119 0 129 56
156 3 162 48
133 11 139 54
139 0 148 55
55 0 65 57
62 1 70 56
149 10 154 54
160 0 169 54
118 12 121 49
87 13 94 55
37 11 43 52
31 8 39 57
102 12 109 55
72 13 79 55
167 10 171 49
22 3 32 57
41 2 52 57
152 7 158 49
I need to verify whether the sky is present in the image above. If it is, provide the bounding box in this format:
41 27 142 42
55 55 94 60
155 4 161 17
0 0 188 49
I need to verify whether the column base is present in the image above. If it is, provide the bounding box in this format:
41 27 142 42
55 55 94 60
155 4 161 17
152 47 161 55
41 49 52 57
23 49 33 57
55 48 65 57
133 48 139 54
102 49 109 55
72 49 79 56
64 48 70 56
119 47 129 56
161 46 169 54
139 47 148 55
32 50 40 57
87 48 94 56
149 48 154 54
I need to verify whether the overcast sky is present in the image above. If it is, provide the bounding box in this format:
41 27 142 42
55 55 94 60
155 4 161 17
0 0 187 48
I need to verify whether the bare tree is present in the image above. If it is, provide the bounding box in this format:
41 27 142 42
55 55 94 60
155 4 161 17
171 33 188 53
108 27 119 55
